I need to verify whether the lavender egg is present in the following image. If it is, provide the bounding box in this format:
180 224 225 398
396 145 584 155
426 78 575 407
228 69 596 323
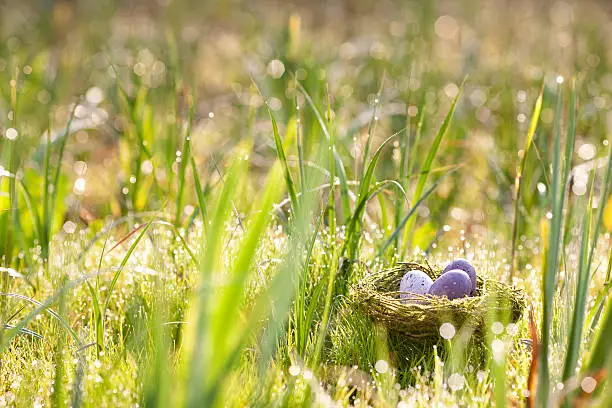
442 259 477 295
429 269 472 300
399 270 434 303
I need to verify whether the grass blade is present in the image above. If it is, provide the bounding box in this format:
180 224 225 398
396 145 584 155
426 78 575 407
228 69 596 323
1 290 82 350
583 101 612 377
562 81 591 385
206 165 284 403
361 76 385 172
538 80 567 407
49 102 77 246
52 275 69 408
191 157 209 225
378 166 459 258
102 221 152 320
266 104 299 214
342 134 398 258
562 188 592 383
510 83 544 278
297 80 351 220
186 154 245 407
401 81 463 254
175 90 195 226
295 81 307 198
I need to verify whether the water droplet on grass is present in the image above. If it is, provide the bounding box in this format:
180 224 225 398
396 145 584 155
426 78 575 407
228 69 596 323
375 359 389 374
267 59 285 79
506 323 519 336
73 177 86 195
491 322 504 335
440 322 456 339
581 376 597 393
86 87 105 105
5 128 18 140
63 221 77 234
492 339 505 361
537 183 547 194
448 373 465 391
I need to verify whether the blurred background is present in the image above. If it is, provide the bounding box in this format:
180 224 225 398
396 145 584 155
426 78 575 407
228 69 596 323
2 0 612 256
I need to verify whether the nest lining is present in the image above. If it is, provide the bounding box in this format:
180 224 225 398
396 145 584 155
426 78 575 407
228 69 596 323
351 261 526 341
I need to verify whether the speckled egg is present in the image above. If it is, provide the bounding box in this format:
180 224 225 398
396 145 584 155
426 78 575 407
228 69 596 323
429 269 472 300
399 270 434 303
442 259 477 295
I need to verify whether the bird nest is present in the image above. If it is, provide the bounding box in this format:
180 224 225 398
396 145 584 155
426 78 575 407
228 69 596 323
351 262 526 341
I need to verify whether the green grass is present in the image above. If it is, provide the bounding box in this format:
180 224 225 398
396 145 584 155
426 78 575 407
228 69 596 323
2 0 612 406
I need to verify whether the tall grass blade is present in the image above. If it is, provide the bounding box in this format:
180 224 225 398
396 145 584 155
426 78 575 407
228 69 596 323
186 154 246 407
48 103 77 247
295 212 323 357
295 82 306 198
401 82 463 254
297 81 351 219
583 102 612 376
360 76 384 172
205 166 284 404
175 91 195 226
0 290 82 350
378 167 459 258
562 189 591 385
510 84 544 278
190 157 208 226
52 276 68 408
586 295 612 374
311 255 341 368
586 246 612 333
102 221 152 320
42 118 52 261
537 81 567 407
266 105 299 214
87 239 108 355
562 81 592 386
325 84 337 248
395 95 425 250
344 134 397 258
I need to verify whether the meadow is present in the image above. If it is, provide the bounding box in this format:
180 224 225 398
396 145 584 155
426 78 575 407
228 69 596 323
2 0 612 406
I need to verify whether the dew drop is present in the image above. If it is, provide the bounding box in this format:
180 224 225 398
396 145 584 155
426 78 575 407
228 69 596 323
440 322 456 340
375 359 389 374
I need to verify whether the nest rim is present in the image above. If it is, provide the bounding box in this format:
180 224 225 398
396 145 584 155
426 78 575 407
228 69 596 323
351 261 526 341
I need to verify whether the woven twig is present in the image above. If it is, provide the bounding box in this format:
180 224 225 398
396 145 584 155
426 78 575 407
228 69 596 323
350 262 526 341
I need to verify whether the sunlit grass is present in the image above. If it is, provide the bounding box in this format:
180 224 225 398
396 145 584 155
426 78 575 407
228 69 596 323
2 0 612 406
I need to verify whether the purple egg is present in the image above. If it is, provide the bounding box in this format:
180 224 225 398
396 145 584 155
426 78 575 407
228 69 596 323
442 259 477 295
429 269 472 300
399 270 434 304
